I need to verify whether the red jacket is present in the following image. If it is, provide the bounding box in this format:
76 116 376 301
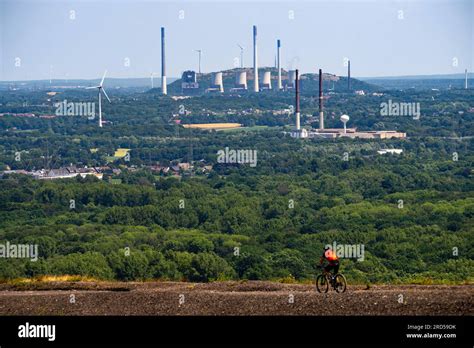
324 249 339 263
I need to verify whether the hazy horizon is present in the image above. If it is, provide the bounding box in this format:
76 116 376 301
1 0 473 81
1 72 473 83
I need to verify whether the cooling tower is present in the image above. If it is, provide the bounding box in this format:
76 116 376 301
235 71 247 89
161 27 167 95
261 71 272 90
253 25 259 92
211 72 224 93
277 40 282 90
319 69 324 130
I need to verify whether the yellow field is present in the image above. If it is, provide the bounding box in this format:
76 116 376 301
3 275 100 284
182 123 242 130
114 148 131 158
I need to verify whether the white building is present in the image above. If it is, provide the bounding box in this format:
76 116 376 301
377 149 403 155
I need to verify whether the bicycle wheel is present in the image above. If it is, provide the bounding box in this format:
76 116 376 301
334 274 347 293
316 274 329 293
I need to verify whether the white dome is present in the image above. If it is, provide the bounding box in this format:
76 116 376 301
340 114 350 122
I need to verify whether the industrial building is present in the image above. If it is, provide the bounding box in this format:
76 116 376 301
181 70 199 93
308 128 407 139
290 67 406 140
377 149 403 155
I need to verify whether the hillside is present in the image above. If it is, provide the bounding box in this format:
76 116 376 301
164 67 379 95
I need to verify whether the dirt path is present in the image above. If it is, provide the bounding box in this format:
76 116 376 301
0 281 471 315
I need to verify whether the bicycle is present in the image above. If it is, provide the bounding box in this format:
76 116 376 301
316 266 347 293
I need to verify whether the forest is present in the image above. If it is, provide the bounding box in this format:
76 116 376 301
0 134 472 283
0 84 472 284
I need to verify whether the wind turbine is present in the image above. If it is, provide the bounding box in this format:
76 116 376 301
49 65 53 84
237 44 244 68
86 70 111 128
150 72 156 89
195 49 202 74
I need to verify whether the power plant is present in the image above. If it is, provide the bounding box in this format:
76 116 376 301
154 24 405 140
253 25 259 92
288 66 405 140
161 27 167 95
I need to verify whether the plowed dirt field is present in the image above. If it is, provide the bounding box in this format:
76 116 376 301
0 281 471 315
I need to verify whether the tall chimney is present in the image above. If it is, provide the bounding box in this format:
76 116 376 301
347 59 351 91
161 27 167 95
465 69 468 89
277 39 282 90
319 68 324 130
295 69 300 131
253 25 259 92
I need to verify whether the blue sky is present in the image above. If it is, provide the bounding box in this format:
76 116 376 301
0 0 472 80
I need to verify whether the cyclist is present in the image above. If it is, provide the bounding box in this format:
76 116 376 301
319 246 339 277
